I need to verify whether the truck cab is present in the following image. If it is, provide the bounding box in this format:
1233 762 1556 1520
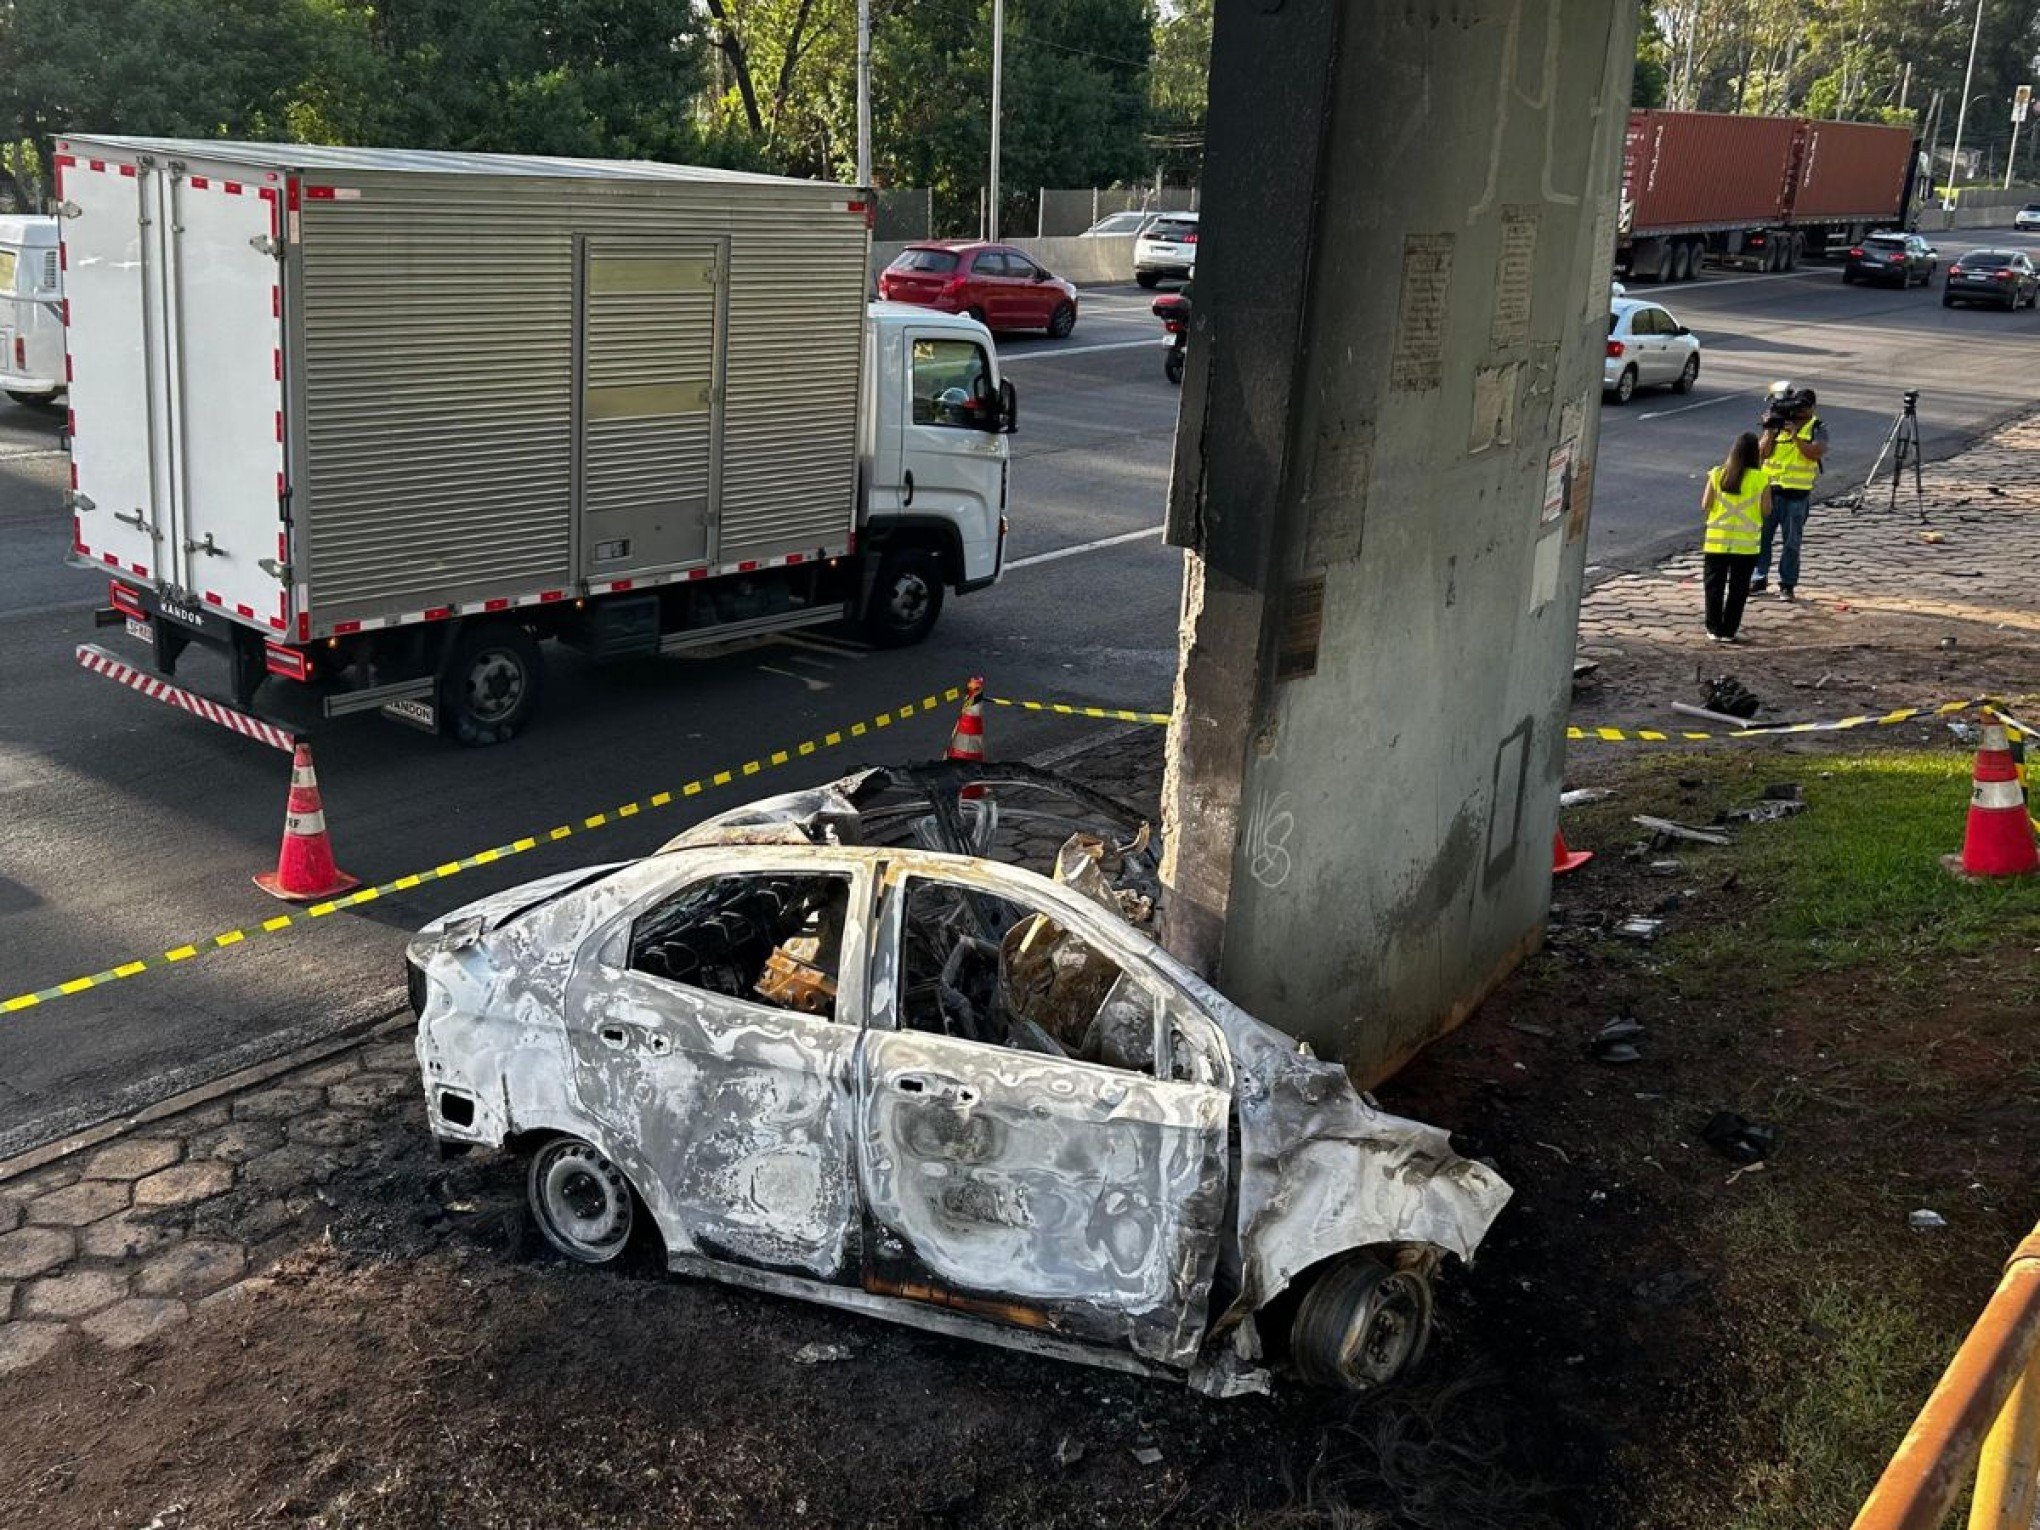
0 216 64 409
858 303 1012 645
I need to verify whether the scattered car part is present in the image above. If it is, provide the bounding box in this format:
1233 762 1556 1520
1632 816 1731 847
1701 1112 1777 1164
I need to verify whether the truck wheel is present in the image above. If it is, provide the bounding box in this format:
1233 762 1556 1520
441 621 543 747
864 547 945 647
1290 1255 1433 1392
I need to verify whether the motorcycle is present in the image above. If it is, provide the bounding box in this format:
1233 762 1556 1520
1152 288 1190 385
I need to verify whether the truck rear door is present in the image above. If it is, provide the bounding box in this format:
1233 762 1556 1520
63 152 288 630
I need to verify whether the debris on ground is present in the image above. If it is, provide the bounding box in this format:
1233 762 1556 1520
1560 787 1613 807
1130 1446 1165 1468
794 1341 855 1365
1634 815 1732 847
1588 1017 1645 1062
1723 799 1807 825
1698 673 1762 719
1701 1112 1778 1164
1908 1209 1949 1232
1508 1019 1555 1038
1613 917 1664 944
1646 859 1685 877
1054 1436 1085 1468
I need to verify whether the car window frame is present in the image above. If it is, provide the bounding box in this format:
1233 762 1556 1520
588 853 879 1032
867 859 1232 1089
908 335 995 429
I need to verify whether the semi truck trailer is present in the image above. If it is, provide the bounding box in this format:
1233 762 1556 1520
1618 110 1920 282
57 138 1014 747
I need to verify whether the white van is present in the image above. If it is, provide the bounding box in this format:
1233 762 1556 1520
0 215 64 408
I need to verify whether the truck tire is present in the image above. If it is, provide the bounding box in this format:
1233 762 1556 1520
440 621 544 747
864 547 945 647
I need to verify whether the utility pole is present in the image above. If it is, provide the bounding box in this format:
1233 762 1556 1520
2009 87 2031 191
1898 60 1911 114
1923 89 1945 195
1946 0 1985 208
855 0 872 189
987 0 1004 242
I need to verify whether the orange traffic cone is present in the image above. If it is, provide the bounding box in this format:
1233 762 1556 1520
947 677 987 766
1946 713 2039 880
1552 829 1592 876
254 743 361 901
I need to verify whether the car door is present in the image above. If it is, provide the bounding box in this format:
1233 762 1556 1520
899 327 1005 544
1007 253 1053 328
854 862 1231 1368
560 857 874 1282
1632 306 1666 382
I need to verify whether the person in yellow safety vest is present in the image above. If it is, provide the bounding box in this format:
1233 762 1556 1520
1752 384 1828 599
1701 431 1773 642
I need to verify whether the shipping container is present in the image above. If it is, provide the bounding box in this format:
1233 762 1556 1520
1791 118 1916 223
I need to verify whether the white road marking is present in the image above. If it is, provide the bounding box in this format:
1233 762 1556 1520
1636 392 1748 421
757 663 830 692
1006 526 1165 569
0 448 66 462
1640 268 1831 295
1002 338 1162 362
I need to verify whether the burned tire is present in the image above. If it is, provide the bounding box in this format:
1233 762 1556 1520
1164 345 1186 385
863 546 945 647
440 620 543 747
1290 1255 1434 1393
527 1136 636 1264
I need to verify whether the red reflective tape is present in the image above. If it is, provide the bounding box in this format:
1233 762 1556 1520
272 288 281 319
484 598 509 612
130 562 146 576
69 461 78 489
539 590 564 603
333 620 362 636
737 561 758 572
61 300 70 328
786 552 804 565
66 408 76 434
687 568 708 581
260 185 277 202
224 181 242 195
190 175 209 189
847 533 857 555
277 532 288 561
102 552 118 566
276 471 286 499
57 242 66 271
306 186 336 200
269 615 286 631
74 534 88 555
297 610 308 642
287 181 300 211
273 350 282 382
610 579 633 592
52 153 75 169
205 592 224 606
423 606 452 621
237 603 256 619
120 165 136 178
64 353 73 381
89 159 105 172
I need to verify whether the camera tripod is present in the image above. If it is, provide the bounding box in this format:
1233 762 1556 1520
1857 389 1925 520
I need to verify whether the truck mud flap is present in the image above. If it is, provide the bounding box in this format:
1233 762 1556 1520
76 643 298 753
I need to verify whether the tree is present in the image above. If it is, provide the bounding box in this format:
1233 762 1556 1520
1147 0 1208 180
1634 2 1670 108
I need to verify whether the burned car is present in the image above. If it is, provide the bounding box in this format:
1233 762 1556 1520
408 763 1510 1397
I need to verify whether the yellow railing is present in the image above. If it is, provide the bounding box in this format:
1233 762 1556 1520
1853 1224 2040 1529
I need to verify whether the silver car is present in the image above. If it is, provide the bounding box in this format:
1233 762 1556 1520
1604 296 1702 404
1134 212 1199 287
408 763 1509 1398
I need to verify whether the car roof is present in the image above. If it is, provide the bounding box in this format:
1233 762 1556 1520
905 240 1016 254
1610 296 1669 317
1961 249 2020 259
1145 210 1199 222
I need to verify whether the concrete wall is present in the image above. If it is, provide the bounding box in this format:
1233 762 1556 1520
1158 0 1636 1083
1916 188 2036 232
868 236 1136 288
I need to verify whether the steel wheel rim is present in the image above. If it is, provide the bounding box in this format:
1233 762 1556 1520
1341 1270 1427 1387
534 1140 632 1259
466 648 526 723
887 573 931 626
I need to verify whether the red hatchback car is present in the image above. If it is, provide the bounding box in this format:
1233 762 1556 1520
878 242 1080 337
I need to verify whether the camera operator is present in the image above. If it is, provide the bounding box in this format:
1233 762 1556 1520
1752 383 1827 599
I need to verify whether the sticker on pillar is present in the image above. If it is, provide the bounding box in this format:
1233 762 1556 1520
1541 441 1574 525
1528 526 1564 613
1490 209 1539 349
1470 363 1520 454
1568 457 1595 543
1390 234 1453 393
1558 397 1585 448
1301 425 1371 567
1275 577 1324 682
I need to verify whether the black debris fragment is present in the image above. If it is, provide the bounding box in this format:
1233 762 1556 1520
1701 1112 1777 1164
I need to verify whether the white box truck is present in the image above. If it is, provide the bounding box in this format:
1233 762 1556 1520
57 138 1014 746
0 215 65 408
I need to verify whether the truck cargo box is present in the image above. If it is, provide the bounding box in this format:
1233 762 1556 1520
58 137 871 640
1622 110 1797 237
1790 119 1914 223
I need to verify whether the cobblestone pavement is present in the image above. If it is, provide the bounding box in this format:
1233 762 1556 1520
1579 413 2040 654
0 1030 416 1375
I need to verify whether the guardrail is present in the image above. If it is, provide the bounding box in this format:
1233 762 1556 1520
1852 1219 2040 1529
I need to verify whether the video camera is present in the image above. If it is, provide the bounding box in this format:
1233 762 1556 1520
1761 383 1814 432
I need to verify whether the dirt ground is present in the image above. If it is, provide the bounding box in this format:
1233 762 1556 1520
3 599 2038 1528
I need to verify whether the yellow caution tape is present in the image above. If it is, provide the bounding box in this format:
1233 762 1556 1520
986 696 1173 725
0 683 971 1017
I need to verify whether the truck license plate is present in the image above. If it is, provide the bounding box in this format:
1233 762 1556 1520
125 617 152 643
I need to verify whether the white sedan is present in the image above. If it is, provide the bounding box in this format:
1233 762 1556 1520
1605 297 1701 404
408 763 1508 1398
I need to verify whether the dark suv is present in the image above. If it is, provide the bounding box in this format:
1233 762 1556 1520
1943 250 2040 310
1843 232 1937 287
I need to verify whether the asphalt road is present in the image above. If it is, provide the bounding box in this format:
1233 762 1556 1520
4 233 2039 1154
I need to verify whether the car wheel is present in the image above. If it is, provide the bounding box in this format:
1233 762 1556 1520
1290 1255 1434 1392
863 546 945 647
528 1136 636 1264
1611 366 1637 405
1135 271 1160 289
1842 268 1857 284
1164 345 1185 385
1047 302 1076 339
440 620 543 747
1674 354 1699 394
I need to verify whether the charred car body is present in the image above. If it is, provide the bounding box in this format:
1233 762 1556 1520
408 764 1510 1396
